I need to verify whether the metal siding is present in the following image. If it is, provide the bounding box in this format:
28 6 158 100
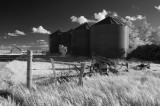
60 32 72 54
90 24 129 58
49 33 61 53
71 29 90 56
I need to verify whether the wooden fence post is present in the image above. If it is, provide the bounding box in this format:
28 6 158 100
50 58 57 86
78 62 86 86
27 50 33 88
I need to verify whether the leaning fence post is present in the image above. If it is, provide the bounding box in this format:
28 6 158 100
27 50 33 88
78 62 86 86
50 58 57 86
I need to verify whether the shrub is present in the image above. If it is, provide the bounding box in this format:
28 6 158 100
59 45 67 55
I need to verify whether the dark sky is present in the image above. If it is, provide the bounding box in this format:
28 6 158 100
0 0 160 50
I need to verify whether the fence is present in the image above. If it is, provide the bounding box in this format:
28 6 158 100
26 50 86 88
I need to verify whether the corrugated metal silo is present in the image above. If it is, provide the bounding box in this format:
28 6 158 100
49 29 61 53
71 23 90 56
60 29 73 54
90 16 129 58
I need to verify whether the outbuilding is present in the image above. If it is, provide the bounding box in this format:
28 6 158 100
49 16 129 58
49 29 61 54
71 23 90 56
90 16 129 58
10 47 22 54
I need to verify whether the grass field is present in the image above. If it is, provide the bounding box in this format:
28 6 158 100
1 60 160 106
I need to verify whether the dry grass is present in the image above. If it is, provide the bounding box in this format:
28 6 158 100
1 60 160 106
5 60 77 84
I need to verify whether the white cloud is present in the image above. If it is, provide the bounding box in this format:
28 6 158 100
71 16 88 24
37 39 47 45
37 40 45 42
137 15 146 20
94 10 108 21
71 9 120 24
40 44 48 48
7 30 26 36
15 30 25 35
155 5 160 11
32 26 51 34
70 16 97 24
8 33 18 36
125 16 137 21
125 15 146 21
19 45 31 48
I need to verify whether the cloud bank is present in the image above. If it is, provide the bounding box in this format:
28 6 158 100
71 9 146 25
32 26 51 34
71 10 111 24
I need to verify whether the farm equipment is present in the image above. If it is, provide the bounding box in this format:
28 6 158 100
89 56 118 75
136 62 150 70
89 56 129 75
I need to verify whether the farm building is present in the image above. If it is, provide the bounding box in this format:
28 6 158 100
71 23 90 56
60 29 73 54
49 16 129 58
90 16 129 58
49 29 61 53
10 47 22 54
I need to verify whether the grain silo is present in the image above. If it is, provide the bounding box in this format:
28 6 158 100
49 29 61 54
90 16 129 58
71 23 90 56
60 29 73 54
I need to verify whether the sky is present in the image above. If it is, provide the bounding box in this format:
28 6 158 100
0 0 160 50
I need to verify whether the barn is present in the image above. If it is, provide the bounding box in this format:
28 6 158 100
90 16 129 58
10 47 22 54
49 16 129 58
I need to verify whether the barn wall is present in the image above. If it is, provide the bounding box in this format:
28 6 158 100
71 29 90 56
90 24 129 58
49 32 61 53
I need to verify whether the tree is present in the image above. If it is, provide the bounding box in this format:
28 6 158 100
149 28 160 45
137 20 155 43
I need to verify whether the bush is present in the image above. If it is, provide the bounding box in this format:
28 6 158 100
59 45 67 55
127 44 160 61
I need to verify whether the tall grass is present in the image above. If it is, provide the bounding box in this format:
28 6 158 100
1 70 160 106
2 60 160 106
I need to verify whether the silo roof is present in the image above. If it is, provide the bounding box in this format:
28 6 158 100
74 23 90 31
50 29 62 36
93 16 125 26
54 29 62 34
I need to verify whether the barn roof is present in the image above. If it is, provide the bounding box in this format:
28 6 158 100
93 16 125 26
